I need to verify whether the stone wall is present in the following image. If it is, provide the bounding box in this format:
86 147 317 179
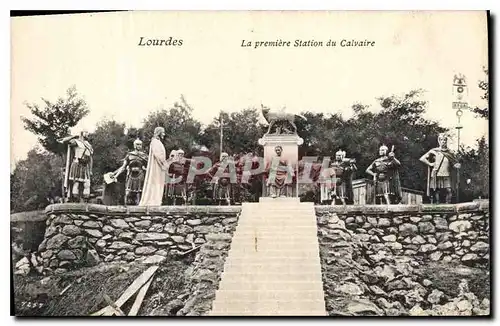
11 210 47 252
316 202 489 265
317 208 490 316
38 201 489 275
39 204 241 274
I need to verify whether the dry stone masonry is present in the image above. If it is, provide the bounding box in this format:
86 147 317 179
316 203 490 316
34 201 489 315
316 202 489 265
39 204 241 274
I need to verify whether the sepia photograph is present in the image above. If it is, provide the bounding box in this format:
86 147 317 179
10 10 490 317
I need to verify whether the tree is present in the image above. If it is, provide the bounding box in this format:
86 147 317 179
200 108 266 157
87 119 132 187
10 148 64 212
459 137 489 200
459 66 490 199
21 86 89 155
472 66 489 119
295 90 446 193
141 95 202 156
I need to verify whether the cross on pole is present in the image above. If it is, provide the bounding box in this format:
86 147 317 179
207 113 230 157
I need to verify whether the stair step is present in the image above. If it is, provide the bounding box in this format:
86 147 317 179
213 290 324 301
222 265 322 275
235 223 318 229
217 280 324 292
226 247 321 255
228 240 319 247
222 256 316 263
210 200 326 316
210 301 326 316
219 271 323 282
231 232 318 238
210 310 326 316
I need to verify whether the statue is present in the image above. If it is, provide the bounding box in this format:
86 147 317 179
266 145 295 198
166 149 197 205
261 104 307 135
139 127 168 206
419 133 461 204
112 138 148 205
236 152 262 202
58 130 94 203
366 145 402 204
208 152 233 205
321 150 356 205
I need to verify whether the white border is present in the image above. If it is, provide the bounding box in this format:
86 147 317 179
3 2 498 326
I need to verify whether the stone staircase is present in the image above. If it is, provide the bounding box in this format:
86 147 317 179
209 198 327 316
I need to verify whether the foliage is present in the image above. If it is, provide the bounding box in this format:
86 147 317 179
295 90 446 192
199 108 266 157
87 120 134 187
459 137 489 200
14 82 490 206
21 86 89 155
472 67 489 119
141 95 202 156
10 148 64 212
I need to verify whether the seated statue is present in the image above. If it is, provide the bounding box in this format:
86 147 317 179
265 145 295 198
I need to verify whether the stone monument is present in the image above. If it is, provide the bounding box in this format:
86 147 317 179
258 105 305 198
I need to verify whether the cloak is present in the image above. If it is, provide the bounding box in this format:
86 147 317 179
424 147 458 195
139 138 167 206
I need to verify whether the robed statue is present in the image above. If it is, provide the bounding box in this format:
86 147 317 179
366 145 402 204
111 138 148 205
139 127 168 206
419 133 461 204
58 130 94 203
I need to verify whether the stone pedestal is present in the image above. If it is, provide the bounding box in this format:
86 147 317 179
258 134 304 197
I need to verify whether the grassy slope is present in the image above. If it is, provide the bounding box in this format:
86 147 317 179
13 259 190 317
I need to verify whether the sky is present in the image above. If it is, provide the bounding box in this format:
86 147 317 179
11 11 488 169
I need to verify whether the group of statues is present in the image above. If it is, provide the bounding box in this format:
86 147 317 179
58 127 461 206
317 133 460 205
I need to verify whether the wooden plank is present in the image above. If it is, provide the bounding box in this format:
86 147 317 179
128 278 153 316
103 294 125 316
90 266 159 316
90 306 113 317
115 265 159 307
352 188 358 204
59 284 72 296
179 245 201 257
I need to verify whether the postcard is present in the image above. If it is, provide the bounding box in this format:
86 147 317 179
10 11 490 317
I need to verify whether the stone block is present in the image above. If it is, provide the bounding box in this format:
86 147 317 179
399 223 418 237
109 219 129 229
418 222 435 234
46 234 69 250
57 249 77 260
84 229 103 238
82 221 102 229
136 233 170 241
